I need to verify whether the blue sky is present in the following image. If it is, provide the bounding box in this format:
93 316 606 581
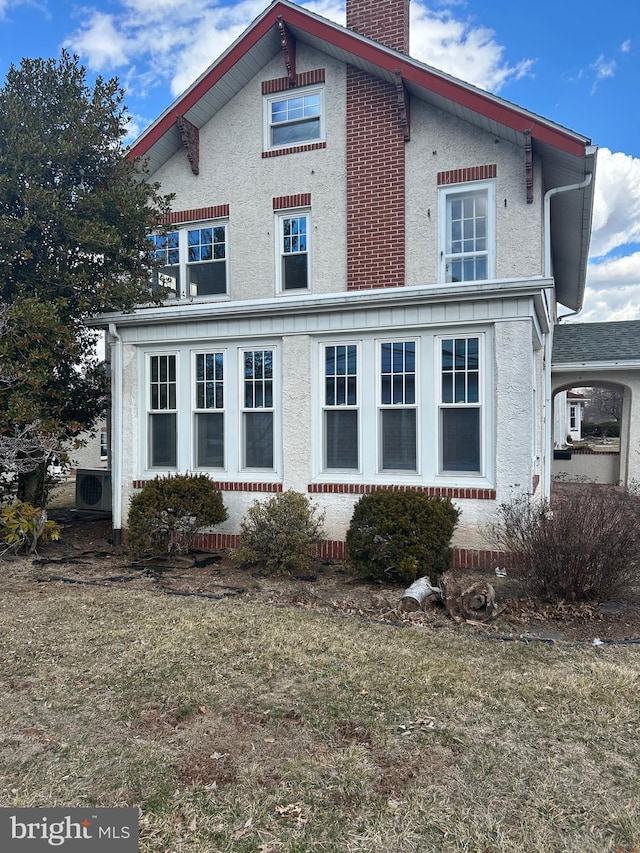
1 0 639 323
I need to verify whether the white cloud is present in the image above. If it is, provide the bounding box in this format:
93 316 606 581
410 2 534 92
64 11 129 70
590 148 640 258
621 39 631 53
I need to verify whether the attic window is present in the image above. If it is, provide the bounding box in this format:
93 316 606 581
264 85 325 151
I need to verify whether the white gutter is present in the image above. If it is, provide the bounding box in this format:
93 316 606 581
108 323 123 545
542 171 593 498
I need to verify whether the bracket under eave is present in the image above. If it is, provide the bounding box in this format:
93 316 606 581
395 70 410 141
177 115 200 176
277 15 296 86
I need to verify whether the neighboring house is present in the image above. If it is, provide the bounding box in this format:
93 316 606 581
94 0 596 565
553 390 587 447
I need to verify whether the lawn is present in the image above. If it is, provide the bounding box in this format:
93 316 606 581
0 572 639 852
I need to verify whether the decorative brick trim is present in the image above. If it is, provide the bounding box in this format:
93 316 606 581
273 193 312 210
571 448 619 456
132 480 282 492
452 548 507 571
262 69 326 94
161 205 229 225
262 142 326 158
307 483 497 500
437 165 497 186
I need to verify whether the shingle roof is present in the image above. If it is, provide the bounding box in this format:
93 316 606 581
553 321 640 364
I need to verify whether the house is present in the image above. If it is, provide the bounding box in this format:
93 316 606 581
553 390 587 447
95 0 596 566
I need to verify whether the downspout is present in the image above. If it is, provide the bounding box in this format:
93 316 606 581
542 171 594 498
108 323 123 546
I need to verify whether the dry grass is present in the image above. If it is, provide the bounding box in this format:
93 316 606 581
0 565 639 852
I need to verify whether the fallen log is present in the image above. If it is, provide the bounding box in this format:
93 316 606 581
400 576 441 612
440 571 499 622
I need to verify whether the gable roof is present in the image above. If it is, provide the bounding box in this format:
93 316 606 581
553 321 640 366
129 0 596 313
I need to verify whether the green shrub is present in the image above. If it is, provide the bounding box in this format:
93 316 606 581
346 490 460 585
0 500 60 554
236 490 325 575
128 474 227 558
490 486 640 602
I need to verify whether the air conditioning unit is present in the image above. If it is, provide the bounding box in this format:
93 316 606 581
76 469 112 512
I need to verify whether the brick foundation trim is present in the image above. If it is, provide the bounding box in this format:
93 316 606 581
570 448 619 455
179 532 507 571
132 480 283 492
273 193 311 210
262 69 326 94
437 165 497 186
262 142 326 158
308 483 497 500
161 205 229 225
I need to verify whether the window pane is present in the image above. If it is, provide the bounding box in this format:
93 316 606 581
189 261 226 295
196 412 224 468
441 408 480 472
283 254 308 289
325 410 358 469
381 409 417 471
244 412 273 468
150 413 177 468
272 118 320 146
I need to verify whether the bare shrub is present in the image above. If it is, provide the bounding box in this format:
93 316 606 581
236 490 325 575
490 486 640 602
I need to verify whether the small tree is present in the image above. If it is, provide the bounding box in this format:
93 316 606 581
128 475 227 558
490 486 640 602
236 491 325 575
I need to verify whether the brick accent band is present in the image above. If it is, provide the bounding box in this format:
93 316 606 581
262 142 326 158
161 205 230 225
273 193 312 210
307 483 497 500
132 480 283 492
262 69 326 94
437 165 497 186
172 532 507 572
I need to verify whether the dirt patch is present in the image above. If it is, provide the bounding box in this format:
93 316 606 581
4 511 640 644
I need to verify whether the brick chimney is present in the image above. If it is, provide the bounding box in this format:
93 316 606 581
345 0 409 291
346 0 410 55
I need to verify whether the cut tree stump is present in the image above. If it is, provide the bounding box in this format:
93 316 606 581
400 576 441 612
440 571 499 622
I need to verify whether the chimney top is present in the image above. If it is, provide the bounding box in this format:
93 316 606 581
346 0 410 55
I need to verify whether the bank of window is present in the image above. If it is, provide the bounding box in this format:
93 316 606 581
379 341 417 472
324 344 359 470
148 354 177 468
242 350 274 470
150 222 228 298
277 211 310 291
440 337 481 473
194 352 224 468
265 87 324 150
440 182 494 283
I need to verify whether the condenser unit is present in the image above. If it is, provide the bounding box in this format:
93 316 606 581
75 469 112 512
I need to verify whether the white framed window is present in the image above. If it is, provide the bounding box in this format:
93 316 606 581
150 221 228 299
242 349 275 470
193 351 225 469
148 353 178 469
276 209 311 291
378 340 418 472
439 336 482 474
323 343 359 470
100 430 108 460
264 86 325 151
439 181 495 283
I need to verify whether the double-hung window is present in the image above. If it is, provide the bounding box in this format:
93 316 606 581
150 221 228 299
323 344 359 470
277 211 310 291
379 341 417 472
264 87 324 151
194 352 224 468
242 349 274 470
439 337 482 473
148 354 177 468
440 181 495 283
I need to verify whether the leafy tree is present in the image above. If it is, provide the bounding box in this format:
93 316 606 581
0 51 172 504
